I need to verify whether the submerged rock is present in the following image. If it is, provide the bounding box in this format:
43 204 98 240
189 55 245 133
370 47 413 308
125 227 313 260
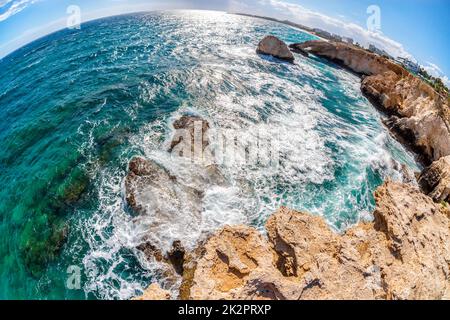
257 36 294 62
288 43 309 57
125 115 227 278
292 40 450 164
418 155 450 203
125 156 202 269
149 180 450 300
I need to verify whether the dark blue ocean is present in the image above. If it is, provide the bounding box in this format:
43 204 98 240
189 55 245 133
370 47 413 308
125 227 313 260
0 11 419 299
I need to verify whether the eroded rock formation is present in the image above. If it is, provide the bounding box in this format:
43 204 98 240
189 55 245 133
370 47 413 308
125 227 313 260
291 40 450 164
131 44 450 300
125 156 203 217
138 181 450 300
257 36 295 62
169 115 210 159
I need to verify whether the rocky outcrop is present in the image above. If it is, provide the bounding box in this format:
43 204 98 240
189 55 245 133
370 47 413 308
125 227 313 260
125 157 203 216
141 181 449 300
133 283 171 300
288 43 309 57
125 156 202 275
291 40 450 164
418 155 450 203
257 36 295 62
126 115 228 283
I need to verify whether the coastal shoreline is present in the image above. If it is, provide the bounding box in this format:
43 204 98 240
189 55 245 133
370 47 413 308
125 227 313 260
135 36 450 301
229 12 328 41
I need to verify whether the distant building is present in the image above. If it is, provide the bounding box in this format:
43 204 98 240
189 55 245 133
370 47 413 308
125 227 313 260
343 37 354 44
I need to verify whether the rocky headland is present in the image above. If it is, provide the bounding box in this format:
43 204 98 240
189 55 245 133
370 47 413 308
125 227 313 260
257 35 295 62
290 40 450 165
138 181 450 300
132 37 450 300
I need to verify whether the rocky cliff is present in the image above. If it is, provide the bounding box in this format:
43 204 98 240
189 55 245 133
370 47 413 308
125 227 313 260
290 40 450 165
137 181 450 300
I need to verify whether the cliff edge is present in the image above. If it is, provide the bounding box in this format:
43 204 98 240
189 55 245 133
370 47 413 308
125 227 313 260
290 40 450 164
138 181 450 300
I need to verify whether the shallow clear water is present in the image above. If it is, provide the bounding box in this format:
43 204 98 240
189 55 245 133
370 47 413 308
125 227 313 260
0 11 419 299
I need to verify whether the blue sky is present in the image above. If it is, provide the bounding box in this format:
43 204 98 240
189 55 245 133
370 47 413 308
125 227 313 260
0 0 448 83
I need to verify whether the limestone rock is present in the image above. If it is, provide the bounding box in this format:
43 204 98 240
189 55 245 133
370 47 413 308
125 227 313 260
362 74 450 163
133 283 171 300
167 240 186 275
418 155 450 203
288 43 309 57
178 181 450 300
372 181 450 299
257 36 294 62
291 41 404 76
180 224 282 300
125 156 202 273
136 240 164 262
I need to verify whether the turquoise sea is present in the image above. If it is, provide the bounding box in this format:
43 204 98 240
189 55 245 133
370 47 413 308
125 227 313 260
0 11 419 299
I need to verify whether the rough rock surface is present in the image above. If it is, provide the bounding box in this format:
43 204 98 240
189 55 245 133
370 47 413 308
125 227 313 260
125 156 202 274
418 155 450 203
291 40 450 163
125 157 202 216
288 43 309 57
169 115 210 159
171 181 450 300
133 283 171 300
257 36 294 62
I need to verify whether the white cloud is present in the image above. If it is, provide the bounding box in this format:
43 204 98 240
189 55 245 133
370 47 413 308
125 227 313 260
0 0 39 22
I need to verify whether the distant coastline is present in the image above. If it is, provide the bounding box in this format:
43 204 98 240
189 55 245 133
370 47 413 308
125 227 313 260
229 12 327 41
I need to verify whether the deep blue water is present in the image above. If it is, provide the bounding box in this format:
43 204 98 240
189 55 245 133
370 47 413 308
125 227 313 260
0 11 419 299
